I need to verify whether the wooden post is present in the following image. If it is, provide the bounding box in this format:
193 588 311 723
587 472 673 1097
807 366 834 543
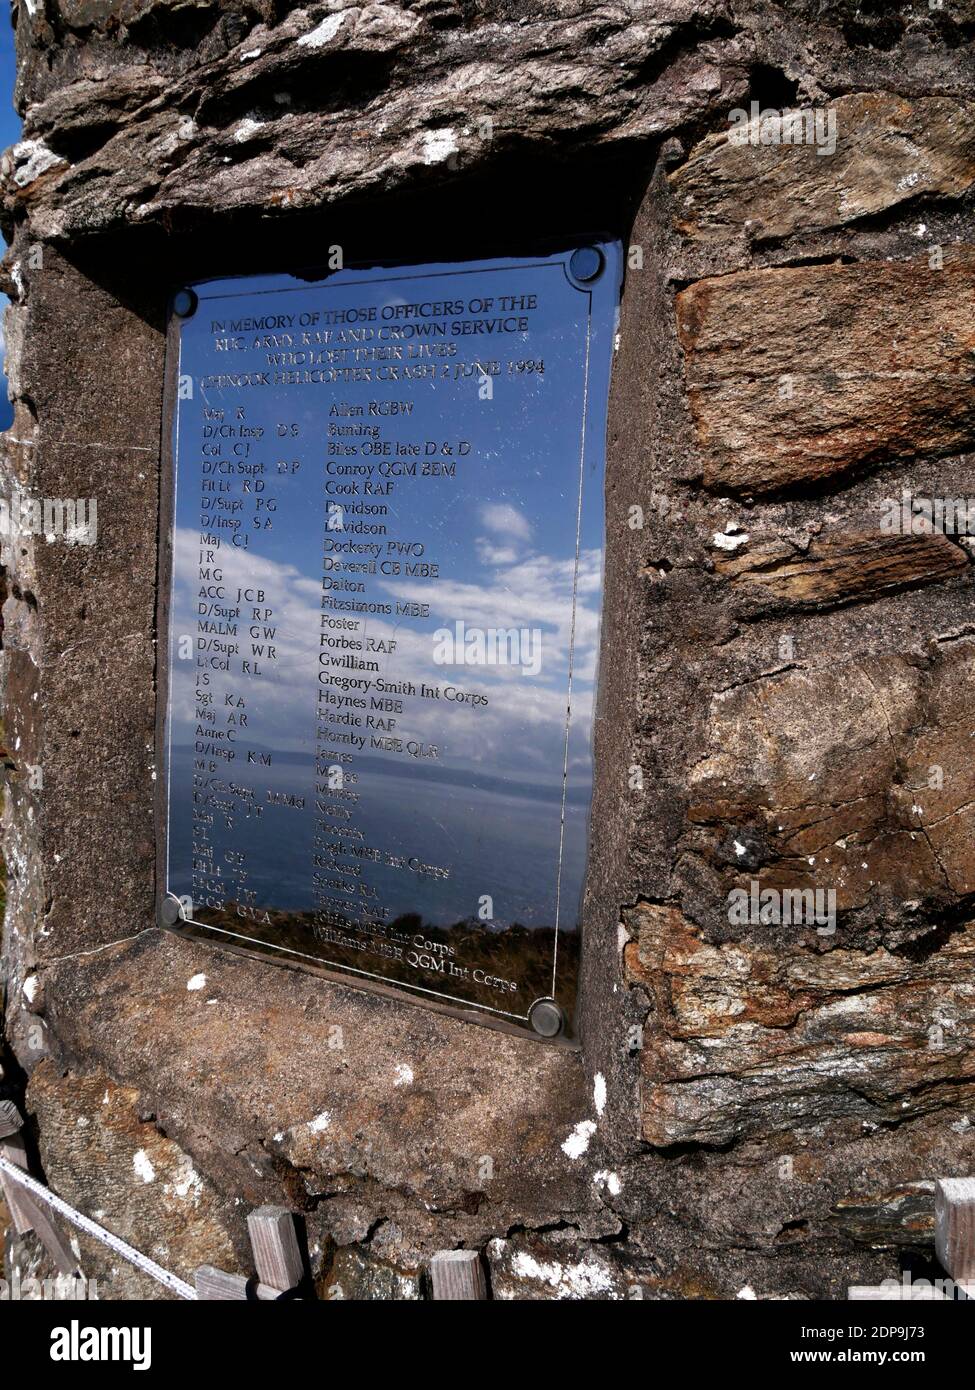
0 1136 80 1275
21 1195 80 1276
247 1206 304 1293
430 1250 488 1301
195 1266 250 1300
0 1099 22 1139
0 1134 35 1235
935 1177 975 1286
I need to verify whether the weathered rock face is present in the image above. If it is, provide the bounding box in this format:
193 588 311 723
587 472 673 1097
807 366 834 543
1 0 975 1301
683 639 975 922
670 93 975 243
714 532 967 615
625 902 975 1147
676 251 975 495
26 1062 240 1299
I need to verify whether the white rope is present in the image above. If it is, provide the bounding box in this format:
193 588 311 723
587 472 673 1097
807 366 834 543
0 1153 197 1299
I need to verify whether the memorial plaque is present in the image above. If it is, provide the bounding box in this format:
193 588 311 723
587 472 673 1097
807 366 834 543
160 244 620 1038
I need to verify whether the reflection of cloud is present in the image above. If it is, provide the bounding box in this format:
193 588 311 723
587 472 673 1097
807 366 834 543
475 540 520 566
169 525 601 782
480 501 531 541
383 548 602 684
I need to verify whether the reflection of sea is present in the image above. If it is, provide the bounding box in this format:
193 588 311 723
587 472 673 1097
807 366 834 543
169 747 590 931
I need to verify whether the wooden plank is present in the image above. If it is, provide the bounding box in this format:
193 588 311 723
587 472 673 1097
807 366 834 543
0 1134 35 1235
430 1250 488 1301
195 1265 250 1300
24 1196 80 1276
0 1136 79 1275
0 1099 23 1139
246 1206 304 1292
935 1176 975 1283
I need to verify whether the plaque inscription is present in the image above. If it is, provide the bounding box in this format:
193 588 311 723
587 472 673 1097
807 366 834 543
161 246 620 1037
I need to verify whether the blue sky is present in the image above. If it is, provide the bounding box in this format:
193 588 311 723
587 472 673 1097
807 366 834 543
0 12 18 426
0 13 18 151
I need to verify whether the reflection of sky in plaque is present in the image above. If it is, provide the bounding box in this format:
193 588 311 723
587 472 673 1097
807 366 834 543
165 246 619 1024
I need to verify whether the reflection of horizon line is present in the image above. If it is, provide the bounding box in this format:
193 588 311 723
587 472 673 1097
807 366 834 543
169 744 594 804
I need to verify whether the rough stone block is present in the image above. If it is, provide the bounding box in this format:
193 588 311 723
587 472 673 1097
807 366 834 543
677 250 975 494
671 94 975 243
27 1061 238 1300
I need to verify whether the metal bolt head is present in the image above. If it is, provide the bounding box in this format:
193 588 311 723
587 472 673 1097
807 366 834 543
173 288 198 319
569 246 604 284
159 896 183 927
529 998 564 1038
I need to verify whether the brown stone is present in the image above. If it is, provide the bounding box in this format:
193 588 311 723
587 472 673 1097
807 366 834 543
40 929 596 1240
714 531 969 612
625 902 975 1147
676 250 975 494
685 643 975 917
321 1246 422 1301
2 2 742 239
27 1062 239 1299
671 94 975 243
829 1182 936 1250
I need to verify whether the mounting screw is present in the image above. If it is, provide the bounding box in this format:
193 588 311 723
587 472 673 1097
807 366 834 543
158 895 184 928
569 246 604 284
173 288 198 319
529 998 564 1038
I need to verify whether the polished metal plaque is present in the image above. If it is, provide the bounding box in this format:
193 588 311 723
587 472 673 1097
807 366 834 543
160 245 620 1037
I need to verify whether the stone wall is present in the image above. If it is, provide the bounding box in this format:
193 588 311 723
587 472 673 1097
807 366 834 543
1 0 974 1299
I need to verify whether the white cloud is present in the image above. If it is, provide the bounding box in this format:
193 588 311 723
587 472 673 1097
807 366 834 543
479 502 532 542
168 526 601 781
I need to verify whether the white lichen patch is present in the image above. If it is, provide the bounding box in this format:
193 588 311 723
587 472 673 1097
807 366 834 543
593 1073 607 1117
186 973 207 991
393 1063 414 1087
509 1250 616 1299
307 1110 331 1134
712 529 749 551
561 1119 597 1159
422 128 458 165
234 118 265 143
164 1155 204 1204
132 1149 156 1184
297 12 349 48
593 1169 621 1196
10 140 63 189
